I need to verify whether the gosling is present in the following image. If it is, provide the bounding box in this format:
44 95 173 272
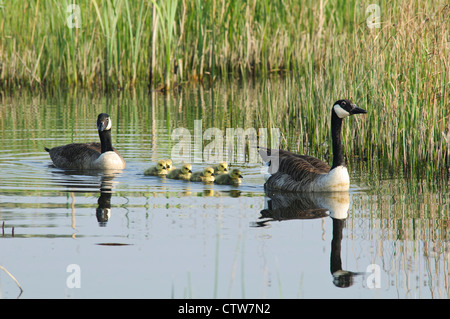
144 160 168 176
214 168 243 186
165 159 175 171
167 163 193 181
190 167 215 183
213 162 228 175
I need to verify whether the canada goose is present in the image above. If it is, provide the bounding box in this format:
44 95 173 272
165 159 175 171
213 162 228 175
259 99 366 192
215 168 243 186
167 163 192 180
190 167 215 183
45 113 126 170
144 160 168 176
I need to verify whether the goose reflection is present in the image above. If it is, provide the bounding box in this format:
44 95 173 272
96 174 116 226
254 191 361 288
47 168 119 227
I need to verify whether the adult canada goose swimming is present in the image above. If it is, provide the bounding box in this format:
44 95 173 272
259 99 366 192
213 162 228 175
144 160 168 176
45 113 126 170
190 167 215 183
167 163 192 180
215 168 243 186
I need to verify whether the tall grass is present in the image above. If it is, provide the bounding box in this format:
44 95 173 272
0 1 447 91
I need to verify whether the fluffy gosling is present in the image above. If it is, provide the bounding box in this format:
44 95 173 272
165 159 175 171
214 168 243 186
190 167 215 183
213 162 228 175
167 163 193 181
144 160 168 176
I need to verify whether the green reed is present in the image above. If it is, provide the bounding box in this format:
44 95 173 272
0 1 448 92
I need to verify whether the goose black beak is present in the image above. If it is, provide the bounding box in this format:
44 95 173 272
188 170 192 173
211 173 215 176
351 106 367 115
239 175 243 178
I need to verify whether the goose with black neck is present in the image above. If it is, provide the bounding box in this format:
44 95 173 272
45 113 126 170
259 99 366 192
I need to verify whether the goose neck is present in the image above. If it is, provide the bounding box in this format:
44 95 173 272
331 111 345 169
99 130 114 153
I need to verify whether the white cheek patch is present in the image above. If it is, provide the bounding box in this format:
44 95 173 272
105 118 112 130
333 104 350 118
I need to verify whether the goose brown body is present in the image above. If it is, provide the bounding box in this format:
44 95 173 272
45 143 125 170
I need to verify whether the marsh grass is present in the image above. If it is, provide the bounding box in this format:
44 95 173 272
0 1 447 90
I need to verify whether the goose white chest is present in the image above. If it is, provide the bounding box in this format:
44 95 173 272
315 166 349 192
93 151 126 170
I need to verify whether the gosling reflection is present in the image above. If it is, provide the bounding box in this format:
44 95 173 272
254 191 362 288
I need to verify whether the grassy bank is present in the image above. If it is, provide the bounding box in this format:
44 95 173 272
0 1 448 91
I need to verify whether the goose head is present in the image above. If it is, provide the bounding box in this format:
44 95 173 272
97 113 112 131
332 100 366 119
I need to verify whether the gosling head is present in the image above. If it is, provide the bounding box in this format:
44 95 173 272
97 113 112 131
332 99 366 119
154 160 168 176
156 160 167 171
181 163 193 174
203 167 215 177
165 159 174 170
217 162 228 173
230 168 243 179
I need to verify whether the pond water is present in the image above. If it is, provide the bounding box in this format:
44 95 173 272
0 84 449 299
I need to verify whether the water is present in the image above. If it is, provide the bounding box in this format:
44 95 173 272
0 86 449 299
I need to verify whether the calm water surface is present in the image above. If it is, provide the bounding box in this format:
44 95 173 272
0 86 449 299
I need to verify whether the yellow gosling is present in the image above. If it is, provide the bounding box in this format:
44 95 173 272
213 162 228 175
190 167 215 183
214 168 243 186
167 163 192 181
165 159 175 171
144 160 168 176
